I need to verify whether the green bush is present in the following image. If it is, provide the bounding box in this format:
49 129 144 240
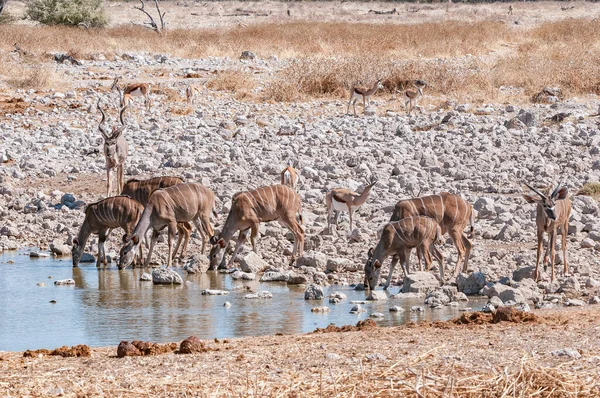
26 0 108 27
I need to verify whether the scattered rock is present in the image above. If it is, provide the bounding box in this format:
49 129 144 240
245 291 273 299
551 348 581 359
152 268 183 285
239 251 269 273
366 290 387 301
311 306 330 313
389 305 405 312
117 341 141 358
54 279 75 286
179 336 210 354
401 272 440 294
304 284 324 300
350 304 365 314
140 273 152 281
202 289 229 295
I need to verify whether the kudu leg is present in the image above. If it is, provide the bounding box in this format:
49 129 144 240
250 224 259 254
534 229 543 281
348 207 354 231
448 229 466 278
549 230 557 282
383 254 399 290
106 169 112 197
166 223 177 268
460 233 473 273
97 229 107 267
430 243 445 284
228 229 250 268
144 230 159 268
561 222 569 276
281 213 304 264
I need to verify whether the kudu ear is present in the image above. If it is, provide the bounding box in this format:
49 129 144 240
367 247 374 258
132 235 140 245
373 259 382 269
522 194 538 204
73 238 79 246
217 238 226 248
554 187 568 200
122 234 129 243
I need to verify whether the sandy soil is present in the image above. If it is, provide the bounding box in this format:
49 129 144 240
1 306 599 397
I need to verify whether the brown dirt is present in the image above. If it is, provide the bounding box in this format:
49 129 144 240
179 335 211 354
312 318 377 333
23 344 91 358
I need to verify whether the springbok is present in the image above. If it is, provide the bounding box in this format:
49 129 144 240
281 160 299 190
390 192 474 277
364 216 444 290
326 176 378 231
209 184 304 269
121 176 193 261
72 196 143 267
119 182 216 269
523 183 571 282
98 102 128 197
186 84 201 105
111 78 151 111
399 80 427 115
347 79 384 116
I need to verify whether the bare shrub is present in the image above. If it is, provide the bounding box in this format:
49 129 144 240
206 70 255 98
26 0 107 28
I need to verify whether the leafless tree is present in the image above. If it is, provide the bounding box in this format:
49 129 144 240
134 0 166 33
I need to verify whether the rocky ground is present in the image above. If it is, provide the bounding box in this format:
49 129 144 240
1 48 600 313
1 306 599 396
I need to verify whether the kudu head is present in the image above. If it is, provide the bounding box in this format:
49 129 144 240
118 233 139 269
98 101 128 165
523 182 568 221
71 238 83 267
208 234 226 270
363 247 382 290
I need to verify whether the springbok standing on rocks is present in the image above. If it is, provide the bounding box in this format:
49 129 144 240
347 79 384 116
281 160 299 190
72 196 143 267
364 216 444 290
186 84 201 105
119 182 216 269
208 184 304 269
390 192 474 277
523 183 571 282
98 102 128 197
399 80 427 115
326 176 378 231
111 78 151 111
121 176 193 261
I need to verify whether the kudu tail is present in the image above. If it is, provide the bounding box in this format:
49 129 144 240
468 207 475 239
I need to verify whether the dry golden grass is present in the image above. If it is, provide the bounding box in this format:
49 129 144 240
206 69 255 99
6 66 58 90
578 183 600 200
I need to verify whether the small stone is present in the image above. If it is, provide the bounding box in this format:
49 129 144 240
54 279 75 286
179 336 207 354
588 296 600 305
410 306 424 312
202 289 229 295
140 273 152 281
389 305 405 312
152 268 183 285
350 304 365 314
366 290 387 301
482 302 495 313
117 341 142 358
551 348 581 359
311 306 330 313
370 312 385 318
37 282 47 287
245 291 273 299
224 301 232 308
304 284 324 300
365 352 387 361
564 298 586 307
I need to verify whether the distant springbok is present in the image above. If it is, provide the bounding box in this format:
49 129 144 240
281 160 299 190
121 176 193 261
72 196 143 267
364 216 444 290
399 80 427 115
209 184 304 269
98 102 128 197
186 84 201 105
326 176 378 231
347 79 384 116
391 192 474 277
119 183 216 269
523 183 571 282
111 78 151 111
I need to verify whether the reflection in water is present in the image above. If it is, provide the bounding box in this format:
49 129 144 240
0 251 484 351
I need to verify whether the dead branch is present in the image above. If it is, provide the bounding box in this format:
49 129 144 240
133 0 166 33
0 0 6 15
368 8 397 15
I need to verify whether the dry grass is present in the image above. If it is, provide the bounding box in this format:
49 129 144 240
578 183 600 200
206 69 256 99
5 66 58 90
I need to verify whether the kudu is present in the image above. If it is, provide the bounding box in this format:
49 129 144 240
119 183 216 269
72 196 143 267
98 102 128 197
209 184 304 269
281 160 299 190
390 192 474 277
523 183 571 282
364 216 444 290
326 176 378 231
121 176 193 261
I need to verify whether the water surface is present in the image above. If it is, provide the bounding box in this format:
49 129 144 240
0 250 483 351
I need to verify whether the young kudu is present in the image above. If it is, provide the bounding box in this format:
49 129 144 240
72 196 143 267
363 216 444 290
98 102 128 198
209 184 304 269
390 192 474 277
523 183 571 282
326 176 378 231
119 183 216 269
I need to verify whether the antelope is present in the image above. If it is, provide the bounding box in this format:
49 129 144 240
391 192 474 277
347 79 384 116
364 216 444 290
98 102 128 197
281 160 299 190
119 183 216 269
186 84 201 105
121 176 193 261
326 176 378 231
208 184 304 269
111 78 151 111
523 183 571 282
72 196 143 267
399 80 427 115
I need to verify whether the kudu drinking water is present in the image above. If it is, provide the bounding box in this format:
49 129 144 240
119 182 216 269
72 196 143 267
523 182 571 282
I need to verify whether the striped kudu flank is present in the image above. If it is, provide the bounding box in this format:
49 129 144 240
326 176 377 231
281 160 299 190
119 183 216 269
72 196 143 267
391 192 474 278
209 184 304 269
523 183 571 282
121 176 193 261
98 102 129 197
364 216 444 290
